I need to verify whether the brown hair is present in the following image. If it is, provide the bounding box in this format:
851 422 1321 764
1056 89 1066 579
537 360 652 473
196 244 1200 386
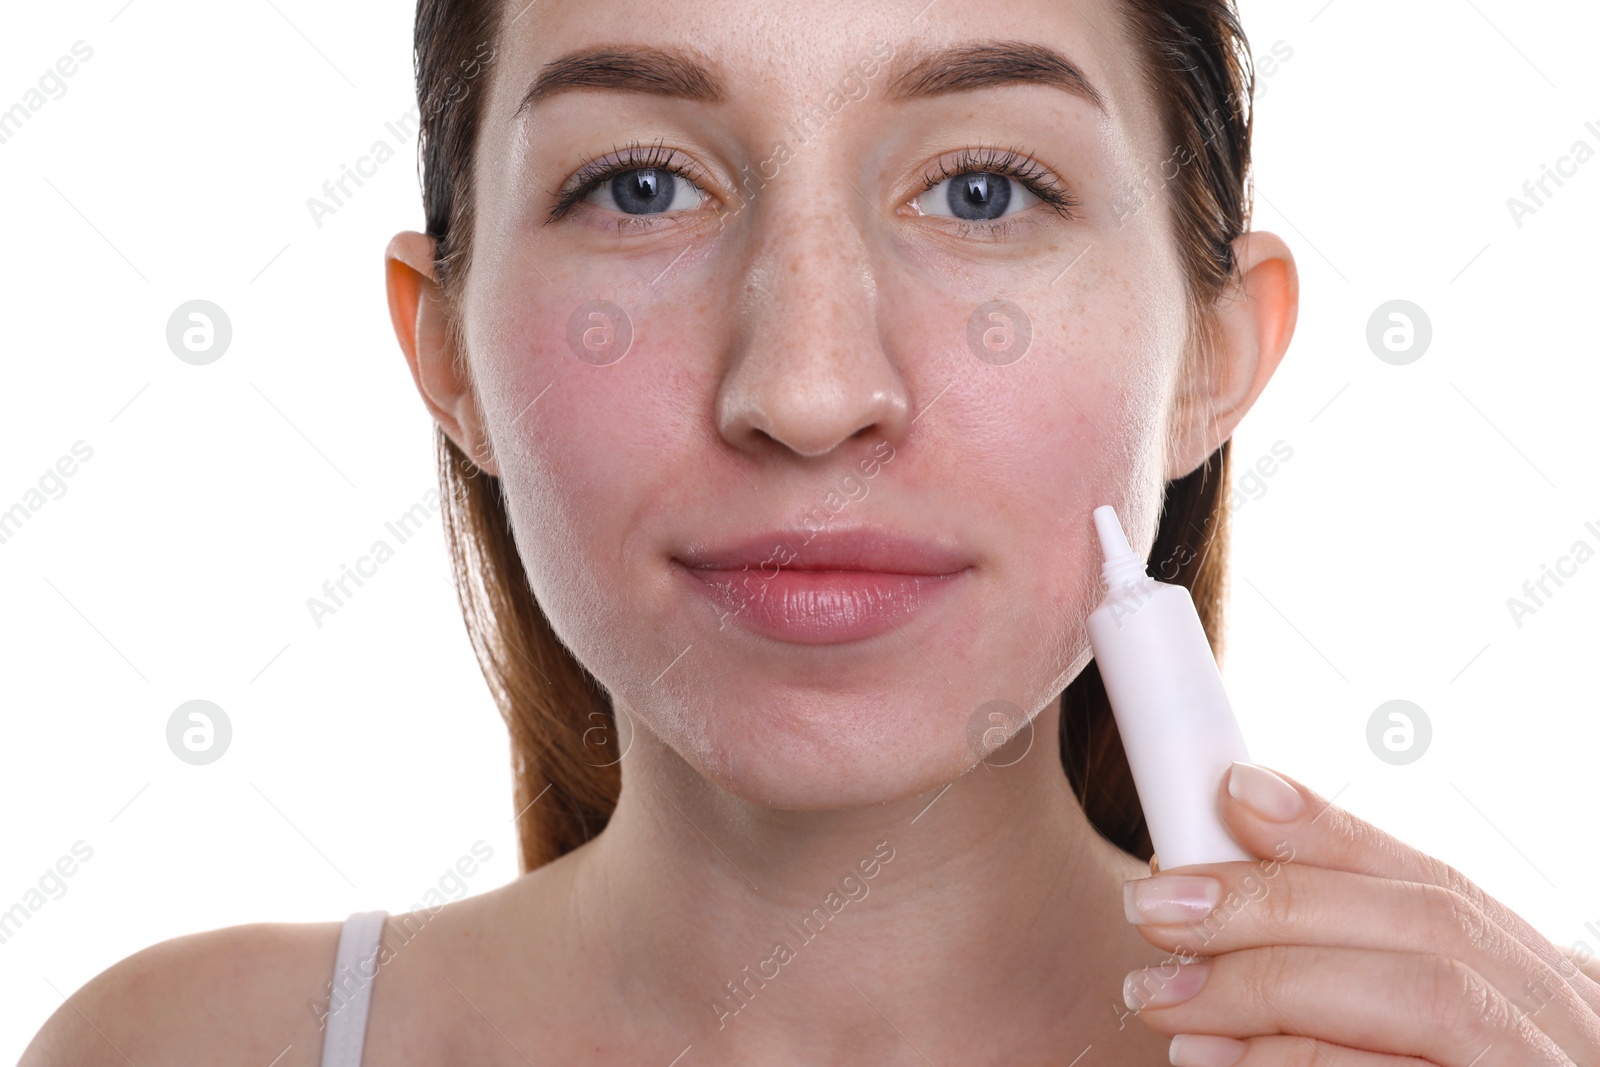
411 0 1256 872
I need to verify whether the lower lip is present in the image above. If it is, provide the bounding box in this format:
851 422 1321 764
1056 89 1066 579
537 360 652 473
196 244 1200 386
673 562 969 645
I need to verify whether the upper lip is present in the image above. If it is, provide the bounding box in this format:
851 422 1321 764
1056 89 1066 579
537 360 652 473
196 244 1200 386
675 526 972 575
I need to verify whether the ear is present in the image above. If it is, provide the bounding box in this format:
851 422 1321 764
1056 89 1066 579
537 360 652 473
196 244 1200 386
1166 230 1298 480
384 231 500 478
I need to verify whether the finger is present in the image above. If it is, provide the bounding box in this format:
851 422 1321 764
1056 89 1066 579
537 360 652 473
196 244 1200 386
1565 945 1600 986
1125 945 1578 1066
1200 762 1600 1014
1169 1032 1436 1067
1124 862 1600 1060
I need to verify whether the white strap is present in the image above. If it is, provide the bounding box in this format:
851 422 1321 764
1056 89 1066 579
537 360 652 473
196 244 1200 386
319 910 389 1067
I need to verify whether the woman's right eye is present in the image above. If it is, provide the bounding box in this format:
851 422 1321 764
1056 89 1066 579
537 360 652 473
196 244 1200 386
580 166 711 217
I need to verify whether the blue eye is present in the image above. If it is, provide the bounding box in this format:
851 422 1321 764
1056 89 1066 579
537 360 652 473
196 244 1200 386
547 140 1079 229
916 171 1044 222
588 166 710 216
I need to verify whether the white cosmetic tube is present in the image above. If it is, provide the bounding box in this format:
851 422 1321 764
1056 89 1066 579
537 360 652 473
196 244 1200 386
1085 504 1255 870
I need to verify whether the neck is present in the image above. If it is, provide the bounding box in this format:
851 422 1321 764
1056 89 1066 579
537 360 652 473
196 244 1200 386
549 696 1166 1065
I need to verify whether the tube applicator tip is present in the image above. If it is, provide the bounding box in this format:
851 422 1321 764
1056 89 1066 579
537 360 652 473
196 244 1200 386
1093 504 1135 563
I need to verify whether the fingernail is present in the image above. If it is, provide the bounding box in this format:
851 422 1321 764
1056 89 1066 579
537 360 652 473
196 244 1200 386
1123 875 1222 924
1227 761 1304 822
1123 960 1211 1010
1169 1033 1247 1067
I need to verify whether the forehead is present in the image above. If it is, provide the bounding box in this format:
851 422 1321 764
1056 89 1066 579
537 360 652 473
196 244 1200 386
486 0 1164 166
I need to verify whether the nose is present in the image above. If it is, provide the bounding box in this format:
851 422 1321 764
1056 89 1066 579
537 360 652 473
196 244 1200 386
715 200 911 460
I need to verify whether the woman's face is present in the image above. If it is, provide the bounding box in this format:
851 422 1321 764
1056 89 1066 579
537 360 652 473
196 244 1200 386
455 0 1202 807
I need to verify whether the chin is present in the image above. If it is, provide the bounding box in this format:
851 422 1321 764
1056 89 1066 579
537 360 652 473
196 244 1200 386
635 678 1008 811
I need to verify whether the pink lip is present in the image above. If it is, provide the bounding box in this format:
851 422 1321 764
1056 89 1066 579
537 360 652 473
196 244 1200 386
675 527 972 575
673 527 972 645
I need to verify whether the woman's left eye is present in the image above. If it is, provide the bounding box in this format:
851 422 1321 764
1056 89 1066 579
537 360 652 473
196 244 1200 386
913 171 1043 222
582 167 710 216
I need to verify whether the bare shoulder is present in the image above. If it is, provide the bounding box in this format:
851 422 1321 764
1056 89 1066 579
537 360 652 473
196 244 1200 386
19 917 345 1067
23 853 582 1067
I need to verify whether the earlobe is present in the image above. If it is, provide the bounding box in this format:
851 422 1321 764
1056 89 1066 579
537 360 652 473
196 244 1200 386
1165 231 1299 480
383 230 500 477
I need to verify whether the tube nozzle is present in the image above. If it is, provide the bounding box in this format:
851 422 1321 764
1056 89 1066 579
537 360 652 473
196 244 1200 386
1092 504 1149 588
1093 504 1135 563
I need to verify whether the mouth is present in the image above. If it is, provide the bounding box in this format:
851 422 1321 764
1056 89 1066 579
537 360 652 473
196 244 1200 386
672 526 973 645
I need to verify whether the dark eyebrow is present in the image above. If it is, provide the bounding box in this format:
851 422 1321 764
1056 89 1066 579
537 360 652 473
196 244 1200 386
516 46 728 116
885 41 1107 113
514 40 1106 117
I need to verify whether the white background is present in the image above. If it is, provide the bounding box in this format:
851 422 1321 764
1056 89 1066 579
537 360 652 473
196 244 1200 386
2 0 1597 1058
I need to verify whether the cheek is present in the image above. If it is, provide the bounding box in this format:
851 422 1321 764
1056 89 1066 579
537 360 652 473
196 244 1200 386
873 248 1177 505
867 251 1179 641
464 267 725 645
472 255 713 486
459 214 1187 780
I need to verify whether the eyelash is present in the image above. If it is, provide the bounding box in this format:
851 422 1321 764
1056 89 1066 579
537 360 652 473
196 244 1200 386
545 137 1080 233
916 143 1081 227
546 138 709 226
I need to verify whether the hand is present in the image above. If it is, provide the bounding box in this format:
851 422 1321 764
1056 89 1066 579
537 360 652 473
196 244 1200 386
1119 761 1600 1066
